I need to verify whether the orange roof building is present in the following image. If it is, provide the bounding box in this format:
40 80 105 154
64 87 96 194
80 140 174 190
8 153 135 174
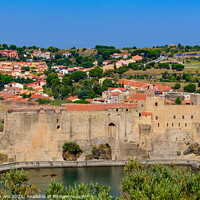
125 93 152 103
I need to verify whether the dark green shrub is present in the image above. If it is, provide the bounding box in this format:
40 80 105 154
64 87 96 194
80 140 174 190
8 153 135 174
72 100 90 104
121 159 200 199
35 98 51 104
105 143 110 148
63 142 82 155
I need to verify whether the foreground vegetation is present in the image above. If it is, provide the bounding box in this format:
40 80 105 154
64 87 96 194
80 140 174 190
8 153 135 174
1 160 200 199
121 159 200 199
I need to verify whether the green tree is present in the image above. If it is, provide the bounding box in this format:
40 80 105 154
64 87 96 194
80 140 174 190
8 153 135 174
71 71 87 82
102 79 115 88
77 87 90 99
55 53 62 59
46 73 58 87
184 83 196 92
46 179 114 200
93 84 104 95
175 97 182 105
62 75 73 86
81 61 93 68
0 168 40 198
47 46 58 53
9 44 17 50
158 63 170 69
2 44 8 49
102 51 110 60
75 56 83 64
172 64 184 71
60 85 71 99
63 142 82 155
121 159 200 200
89 67 103 78
73 100 90 104
174 83 181 90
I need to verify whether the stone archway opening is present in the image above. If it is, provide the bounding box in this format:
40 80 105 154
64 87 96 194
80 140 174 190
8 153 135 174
108 123 116 138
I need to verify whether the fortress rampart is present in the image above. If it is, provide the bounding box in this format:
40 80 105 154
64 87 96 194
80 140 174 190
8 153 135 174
0 97 200 162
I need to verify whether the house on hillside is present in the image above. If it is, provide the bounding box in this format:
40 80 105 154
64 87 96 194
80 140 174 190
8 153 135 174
112 53 131 59
63 52 71 57
0 50 18 58
132 55 143 61
65 96 80 102
99 77 115 85
4 82 23 89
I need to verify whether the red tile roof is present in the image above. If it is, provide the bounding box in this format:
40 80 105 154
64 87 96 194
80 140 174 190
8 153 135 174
141 112 152 116
165 99 175 105
110 92 121 96
125 93 152 102
64 104 137 111
65 96 79 101
30 93 49 99
182 99 190 105
85 99 93 103
153 84 172 91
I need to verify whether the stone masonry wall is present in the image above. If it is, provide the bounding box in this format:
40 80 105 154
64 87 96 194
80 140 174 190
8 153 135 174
0 98 200 162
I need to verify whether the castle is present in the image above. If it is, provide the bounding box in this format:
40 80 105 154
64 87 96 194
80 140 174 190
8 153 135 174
0 95 200 162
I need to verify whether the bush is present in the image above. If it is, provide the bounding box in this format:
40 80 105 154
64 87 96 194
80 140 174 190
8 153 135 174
72 100 90 104
172 64 184 71
175 97 182 105
46 180 114 199
174 83 181 90
36 98 51 104
184 83 196 92
63 142 82 155
0 168 40 198
121 159 200 199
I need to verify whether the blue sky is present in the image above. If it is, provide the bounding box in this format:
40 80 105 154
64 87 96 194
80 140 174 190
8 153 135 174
0 0 199 49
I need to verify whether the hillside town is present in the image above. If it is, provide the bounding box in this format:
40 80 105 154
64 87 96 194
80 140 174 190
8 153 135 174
0 44 199 107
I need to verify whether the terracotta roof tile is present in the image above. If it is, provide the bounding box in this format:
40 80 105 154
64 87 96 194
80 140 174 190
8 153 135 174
125 93 152 102
64 104 137 111
141 112 152 116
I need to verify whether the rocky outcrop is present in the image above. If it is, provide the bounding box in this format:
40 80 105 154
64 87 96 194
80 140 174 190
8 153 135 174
183 143 200 156
62 151 81 161
85 144 112 160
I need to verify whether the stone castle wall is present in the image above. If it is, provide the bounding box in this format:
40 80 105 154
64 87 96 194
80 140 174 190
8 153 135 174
0 98 200 162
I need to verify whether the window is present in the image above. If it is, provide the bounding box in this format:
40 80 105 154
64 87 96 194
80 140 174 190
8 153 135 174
141 104 143 108
57 125 60 129
185 123 187 127
182 115 184 119
173 115 176 119
155 116 158 120
139 113 141 117
57 119 59 123
158 123 160 127
155 102 158 106
172 123 174 127
126 109 128 111
116 109 118 112
191 115 193 119
178 123 180 127
167 123 168 127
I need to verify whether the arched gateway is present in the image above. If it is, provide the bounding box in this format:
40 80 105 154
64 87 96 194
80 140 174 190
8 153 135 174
108 123 116 138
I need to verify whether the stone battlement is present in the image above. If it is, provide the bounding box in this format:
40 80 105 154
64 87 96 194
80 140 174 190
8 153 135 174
0 97 199 163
